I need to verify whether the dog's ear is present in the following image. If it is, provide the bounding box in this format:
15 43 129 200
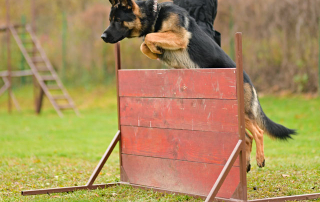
120 0 135 10
109 0 118 6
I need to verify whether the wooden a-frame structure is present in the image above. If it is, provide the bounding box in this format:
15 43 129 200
21 34 320 201
1 0 79 117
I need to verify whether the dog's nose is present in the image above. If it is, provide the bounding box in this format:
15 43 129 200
101 33 107 40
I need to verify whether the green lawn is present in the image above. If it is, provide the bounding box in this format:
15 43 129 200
0 86 319 201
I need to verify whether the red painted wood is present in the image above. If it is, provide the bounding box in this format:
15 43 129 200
122 154 240 198
120 97 238 133
119 69 237 99
121 126 239 166
118 69 241 198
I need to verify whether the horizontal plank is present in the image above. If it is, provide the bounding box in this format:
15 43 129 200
0 24 24 32
122 154 240 198
58 104 73 110
0 70 33 77
47 85 61 90
119 69 237 99
41 75 55 81
121 126 239 165
120 97 238 133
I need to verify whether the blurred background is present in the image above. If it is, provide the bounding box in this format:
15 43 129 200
1 1 320 200
0 0 319 94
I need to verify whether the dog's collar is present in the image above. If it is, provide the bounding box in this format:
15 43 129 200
151 0 161 32
142 0 160 35
153 0 158 14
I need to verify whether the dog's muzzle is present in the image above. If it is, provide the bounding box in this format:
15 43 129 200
101 33 108 42
101 31 126 44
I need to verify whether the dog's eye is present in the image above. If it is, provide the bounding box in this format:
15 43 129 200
116 19 124 25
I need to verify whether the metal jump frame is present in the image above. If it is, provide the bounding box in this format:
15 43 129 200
21 33 320 201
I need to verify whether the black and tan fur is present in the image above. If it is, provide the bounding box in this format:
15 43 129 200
101 0 296 172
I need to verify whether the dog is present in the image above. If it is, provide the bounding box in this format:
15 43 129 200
101 0 296 172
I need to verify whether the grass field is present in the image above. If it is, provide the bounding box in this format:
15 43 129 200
0 86 319 201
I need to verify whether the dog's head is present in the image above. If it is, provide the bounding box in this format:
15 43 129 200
101 0 144 43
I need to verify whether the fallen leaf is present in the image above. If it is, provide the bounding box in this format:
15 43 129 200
282 174 290 178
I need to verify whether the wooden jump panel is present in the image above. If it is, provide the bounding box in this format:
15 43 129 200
119 69 241 199
121 154 240 198
120 97 238 133
121 126 240 166
118 69 237 99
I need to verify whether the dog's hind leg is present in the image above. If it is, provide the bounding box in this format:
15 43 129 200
144 31 190 54
140 42 159 60
245 115 265 168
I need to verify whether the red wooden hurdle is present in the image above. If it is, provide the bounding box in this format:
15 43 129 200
22 33 320 202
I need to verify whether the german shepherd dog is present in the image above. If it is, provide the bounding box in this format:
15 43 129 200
101 0 296 172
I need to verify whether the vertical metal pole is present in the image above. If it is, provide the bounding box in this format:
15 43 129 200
6 0 12 113
235 32 247 201
115 42 126 181
115 42 121 130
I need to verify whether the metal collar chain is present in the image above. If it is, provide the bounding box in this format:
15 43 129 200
153 0 158 13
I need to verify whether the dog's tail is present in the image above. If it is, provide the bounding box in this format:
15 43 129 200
258 107 297 140
250 88 297 140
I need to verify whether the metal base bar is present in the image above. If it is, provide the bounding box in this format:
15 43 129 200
22 131 121 196
21 181 241 202
21 183 119 196
249 193 320 202
20 180 320 201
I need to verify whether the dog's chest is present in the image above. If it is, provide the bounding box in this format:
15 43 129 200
159 49 200 69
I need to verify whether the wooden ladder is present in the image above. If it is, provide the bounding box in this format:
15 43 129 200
9 24 80 117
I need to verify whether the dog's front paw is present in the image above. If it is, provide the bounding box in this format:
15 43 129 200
145 43 163 54
144 35 163 54
140 42 159 60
